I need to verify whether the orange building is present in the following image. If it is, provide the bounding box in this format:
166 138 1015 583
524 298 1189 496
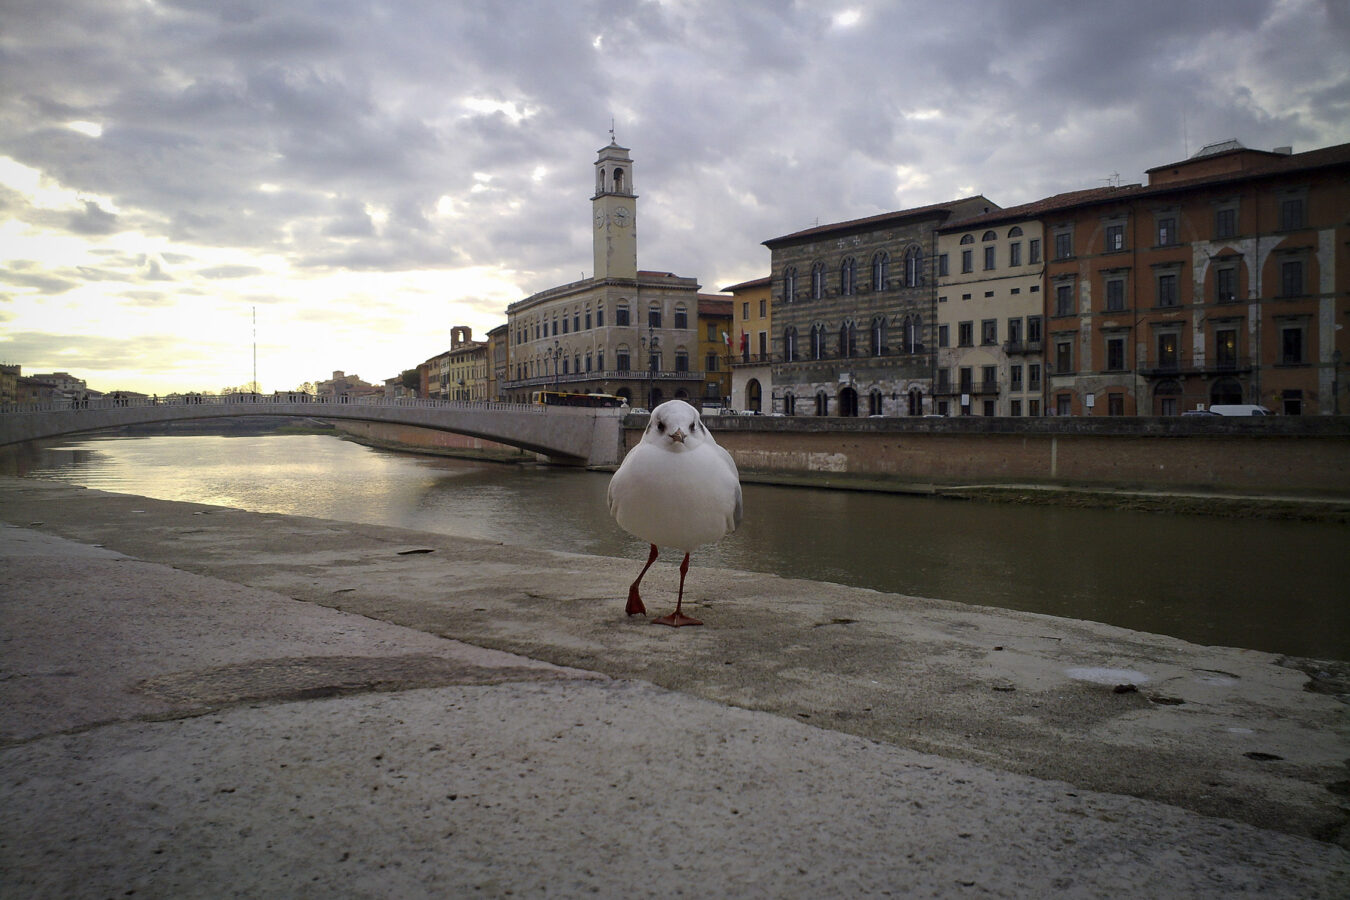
1040 140 1349 416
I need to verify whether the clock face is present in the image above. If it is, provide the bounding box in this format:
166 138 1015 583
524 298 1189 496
613 206 631 227
594 209 607 228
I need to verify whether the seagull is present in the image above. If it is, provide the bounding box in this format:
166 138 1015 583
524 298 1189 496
607 400 743 627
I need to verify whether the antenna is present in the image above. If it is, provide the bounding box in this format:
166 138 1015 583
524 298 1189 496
252 306 257 392
609 118 615 143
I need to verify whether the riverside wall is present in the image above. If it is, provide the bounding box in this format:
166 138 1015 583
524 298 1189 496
635 415 1350 496
332 420 531 458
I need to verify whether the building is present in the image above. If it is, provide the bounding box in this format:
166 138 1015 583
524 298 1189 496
696 294 733 407
486 323 509 401
934 189 1125 416
446 327 488 401
1041 140 1350 415
763 196 999 417
317 370 381 400
725 275 773 412
503 141 704 407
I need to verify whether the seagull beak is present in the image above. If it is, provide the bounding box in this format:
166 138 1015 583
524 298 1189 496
669 428 686 444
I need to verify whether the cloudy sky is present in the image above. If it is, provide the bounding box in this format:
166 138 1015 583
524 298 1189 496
3 0 1348 395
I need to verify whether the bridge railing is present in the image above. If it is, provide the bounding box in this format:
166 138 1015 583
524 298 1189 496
0 394 544 415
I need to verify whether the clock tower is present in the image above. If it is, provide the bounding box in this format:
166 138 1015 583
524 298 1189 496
592 140 637 280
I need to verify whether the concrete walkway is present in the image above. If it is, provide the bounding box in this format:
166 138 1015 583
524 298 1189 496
1 478 1347 897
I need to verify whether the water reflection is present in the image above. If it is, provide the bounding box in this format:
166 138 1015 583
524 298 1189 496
6 433 1347 660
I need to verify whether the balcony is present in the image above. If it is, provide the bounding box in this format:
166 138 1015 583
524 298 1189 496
1004 340 1043 355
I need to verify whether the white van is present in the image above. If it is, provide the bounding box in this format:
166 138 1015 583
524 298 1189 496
1208 404 1272 416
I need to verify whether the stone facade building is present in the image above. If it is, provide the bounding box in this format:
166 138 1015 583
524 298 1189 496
502 142 704 407
763 196 998 417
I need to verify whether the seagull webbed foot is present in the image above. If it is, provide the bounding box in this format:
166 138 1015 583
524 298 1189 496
651 611 702 627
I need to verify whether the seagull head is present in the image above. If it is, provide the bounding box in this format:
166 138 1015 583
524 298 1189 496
643 399 707 452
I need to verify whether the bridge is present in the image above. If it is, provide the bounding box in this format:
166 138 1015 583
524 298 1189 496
0 395 627 467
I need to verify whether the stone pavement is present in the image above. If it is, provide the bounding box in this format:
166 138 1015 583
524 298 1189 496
1 478 1348 897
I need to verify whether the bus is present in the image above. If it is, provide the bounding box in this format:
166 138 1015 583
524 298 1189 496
531 390 627 408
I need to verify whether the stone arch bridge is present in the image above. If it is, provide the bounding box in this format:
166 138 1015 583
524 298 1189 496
0 395 626 467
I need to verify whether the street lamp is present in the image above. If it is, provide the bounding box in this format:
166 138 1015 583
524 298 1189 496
640 325 659 409
550 340 562 387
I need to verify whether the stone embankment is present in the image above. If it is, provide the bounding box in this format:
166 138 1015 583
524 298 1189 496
2 476 1347 897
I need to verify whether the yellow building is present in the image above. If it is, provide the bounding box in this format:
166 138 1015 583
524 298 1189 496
724 275 772 412
696 294 733 407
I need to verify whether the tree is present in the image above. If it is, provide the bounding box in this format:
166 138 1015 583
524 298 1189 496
400 369 419 392
296 382 316 395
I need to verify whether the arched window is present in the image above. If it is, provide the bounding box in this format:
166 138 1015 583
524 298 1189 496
905 246 924 287
613 168 624 192
616 344 632 372
782 326 798 362
868 389 883 416
871 316 887 356
1008 226 1024 238
908 389 923 416
647 304 662 328
811 262 826 299
872 252 889 291
674 348 689 372
902 315 920 353
615 302 630 327
959 234 975 245
810 323 826 360
840 257 857 295
982 230 997 242
839 387 859 417
838 320 856 358
815 391 830 416
673 304 688 329
783 266 797 303
747 379 763 413
783 392 796 416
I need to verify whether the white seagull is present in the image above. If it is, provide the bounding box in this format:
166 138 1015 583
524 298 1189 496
607 400 743 626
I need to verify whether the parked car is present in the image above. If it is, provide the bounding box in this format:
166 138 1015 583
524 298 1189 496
1208 404 1272 416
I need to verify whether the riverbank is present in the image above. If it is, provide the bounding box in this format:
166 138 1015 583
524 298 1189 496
3 477 1347 892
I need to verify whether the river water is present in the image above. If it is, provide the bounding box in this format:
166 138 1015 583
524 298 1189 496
7 433 1347 661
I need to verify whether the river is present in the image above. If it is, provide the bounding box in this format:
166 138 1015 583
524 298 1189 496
5 432 1347 661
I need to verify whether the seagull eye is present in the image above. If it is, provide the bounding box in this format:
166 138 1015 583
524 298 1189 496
657 421 665 433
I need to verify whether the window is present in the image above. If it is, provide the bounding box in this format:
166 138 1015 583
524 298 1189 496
675 350 690 372
759 299 766 317
938 324 949 347
597 306 604 327
810 324 825 360
1215 329 1238 369
1028 364 1042 391
982 230 997 242
811 263 826 299
1280 324 1305 364
597 350 604 370
838 321 856 357
1157 332 1180 369
1108 394 1124 416
1056 394 1072 416
585 310 592 329
1009 242 1021 267
840 257 857 295
958 321 973 347
1054 230 1073 260
981 365 996 390
1010 399 1022 416
1105 277 1126 312
1156 272 1178 307
742 302 750 319
1280 259 1304 297
869 389 883 416
783 267 797 303
960 233 974 245
959 367 973 392
936 368 950 391
1105 224 1125 252
1156 216 1176 246
905 246 924 286
648 305 662 328
815 392 829 416
758 331 767 358
872 252 889 291
1055 339 1073 374
1007 317 1022 346
783 327 797 362
1010 365 1023 391
983 246 996 270
938 254 949 276
1279 197 1305 231
1106 336 1126 371
1054 283 1074 316
981 319 997 345
615 304 629 326
616 348 630 371
649 349 662 371
961 249 973 273
871 317 887 355
982 400 996 416
1215 265 1238 303
574 312 580 332
1029 239 1041 264
674 306 688 329
1027 316 1043 344
1215 207 1236 239
1008 226 1023 238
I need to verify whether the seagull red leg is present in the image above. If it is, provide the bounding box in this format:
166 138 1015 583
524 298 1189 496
652 552 703 627
625 543 658 616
